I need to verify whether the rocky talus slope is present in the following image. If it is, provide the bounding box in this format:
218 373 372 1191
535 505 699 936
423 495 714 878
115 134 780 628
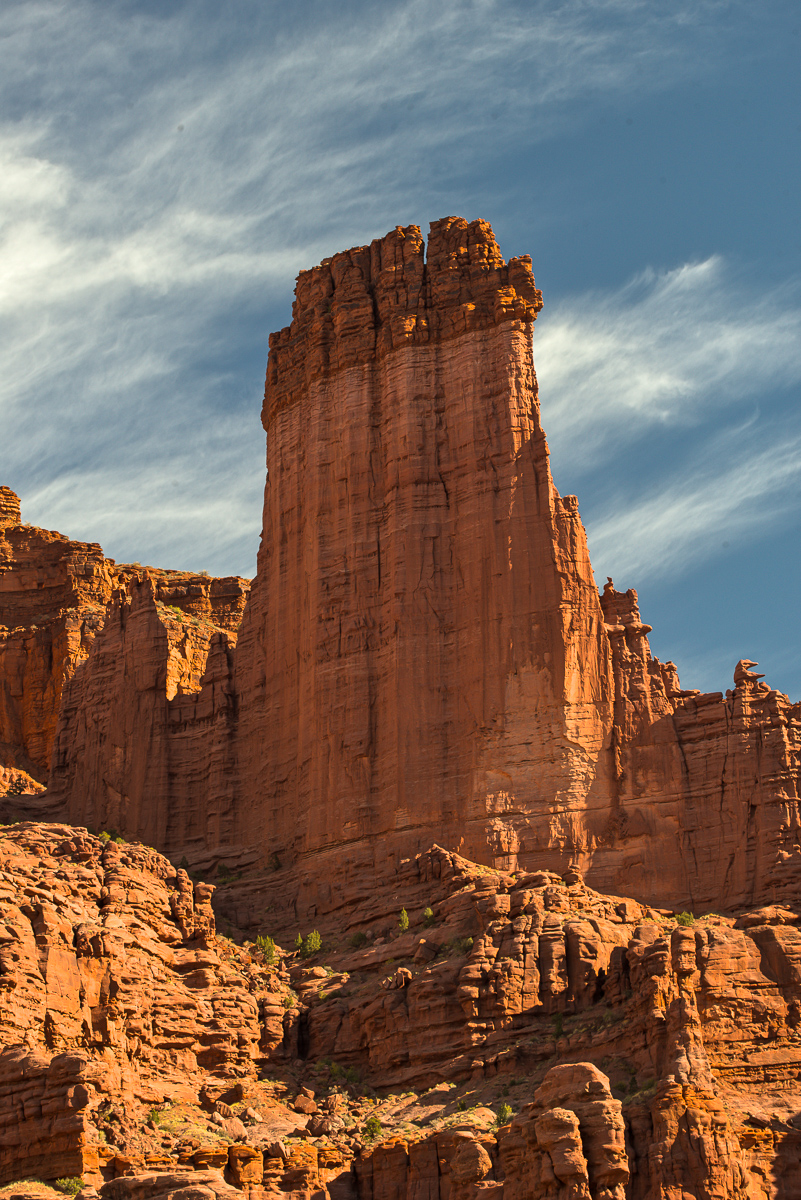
1 825 800 1199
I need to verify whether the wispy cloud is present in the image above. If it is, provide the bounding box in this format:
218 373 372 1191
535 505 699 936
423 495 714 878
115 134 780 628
584 428 801 584
0 0 767 573
536 257 801 465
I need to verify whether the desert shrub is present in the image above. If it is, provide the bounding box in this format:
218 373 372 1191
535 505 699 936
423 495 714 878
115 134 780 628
495 1103 513 1127
450 936 473 956
349 931 368 949
363 1115 382 1143
255 934 275 962
296 930 321 958
423 906 435 927
398 908 409 931
54 1180 83 1196
675 912 695 926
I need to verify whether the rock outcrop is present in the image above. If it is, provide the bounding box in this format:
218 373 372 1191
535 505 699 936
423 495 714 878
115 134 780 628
0 823 289 1188
3 826 801 1198
0 489 248 809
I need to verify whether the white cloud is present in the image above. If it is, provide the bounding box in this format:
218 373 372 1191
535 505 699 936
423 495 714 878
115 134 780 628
584 430 801 585
535 257 801 467
0 0 764 575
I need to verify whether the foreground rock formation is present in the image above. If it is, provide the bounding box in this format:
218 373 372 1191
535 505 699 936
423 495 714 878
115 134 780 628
1 824 801 1199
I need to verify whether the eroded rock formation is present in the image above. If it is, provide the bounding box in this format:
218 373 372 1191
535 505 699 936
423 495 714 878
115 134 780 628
3 826 801 1198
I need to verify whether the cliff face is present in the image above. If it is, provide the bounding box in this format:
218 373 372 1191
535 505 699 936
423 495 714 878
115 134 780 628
234 216 615 873
0 488 249 833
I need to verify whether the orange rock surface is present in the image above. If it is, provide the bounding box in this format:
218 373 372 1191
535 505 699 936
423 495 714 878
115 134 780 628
0 489 249 798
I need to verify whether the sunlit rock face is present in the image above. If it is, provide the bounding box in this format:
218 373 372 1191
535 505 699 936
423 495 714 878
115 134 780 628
233 216 617 876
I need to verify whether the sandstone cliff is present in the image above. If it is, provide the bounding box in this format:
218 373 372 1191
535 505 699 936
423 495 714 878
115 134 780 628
0 488 249 812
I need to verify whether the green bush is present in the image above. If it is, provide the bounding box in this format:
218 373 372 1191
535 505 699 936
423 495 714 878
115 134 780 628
423 906 435 927
299 930 322 958
495 1103 513 1127
363 1114 382 1143
255 934 275 962
294 933 303 951
55 1179 83 1196
398 908 409 931
349 931 368 949
675 911 695 926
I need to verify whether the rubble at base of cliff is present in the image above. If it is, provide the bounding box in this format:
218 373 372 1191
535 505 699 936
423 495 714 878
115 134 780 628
0 822 800 1200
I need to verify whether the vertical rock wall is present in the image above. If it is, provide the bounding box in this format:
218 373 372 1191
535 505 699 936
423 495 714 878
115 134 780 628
233 217 615 869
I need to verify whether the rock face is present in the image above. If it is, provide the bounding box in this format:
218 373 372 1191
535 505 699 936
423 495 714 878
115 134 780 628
0 489 248 823
233 216 615 879
0 823 289 1188
3 826 801 1199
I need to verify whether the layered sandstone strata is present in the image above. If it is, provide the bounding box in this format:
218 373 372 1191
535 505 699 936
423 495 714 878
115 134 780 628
233 216 615 873
3 826 801 1198
0 823 290 1187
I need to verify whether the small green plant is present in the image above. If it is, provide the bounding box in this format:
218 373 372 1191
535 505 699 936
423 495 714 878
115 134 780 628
294 933 303 951
675 911 695 926
363 1114 383 1143
399 908 409 931
457 1099 467 1112
349 931 368 948
255 934 276 963
282 994 296 1009
148 1107 162 1125
99 831 111 844
450 936 474 956
495 1103 513 1127
423 906 435 927
300 929 322 958
54 1180 83 1196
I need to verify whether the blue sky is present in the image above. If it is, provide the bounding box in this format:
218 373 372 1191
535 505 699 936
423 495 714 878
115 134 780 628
1 0 799 697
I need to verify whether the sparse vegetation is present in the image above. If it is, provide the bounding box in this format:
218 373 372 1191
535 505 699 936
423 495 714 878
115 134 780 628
299 929 322 958
495 1103 513 1126
54 1179 83 1196
255 934 276 962
553 1012 564 1037
450 936 474 956
675 911 695 926
423 906 435 927
399 908 409 931
350 931 368 949
363 1114 383 1143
